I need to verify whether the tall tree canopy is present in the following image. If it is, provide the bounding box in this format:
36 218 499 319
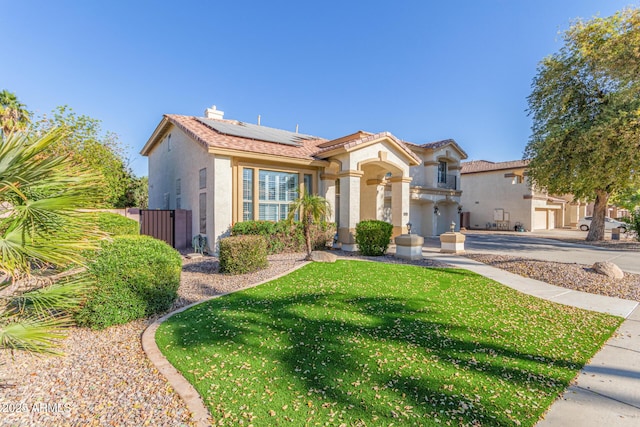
34 106 143 208
0 90 30 135
525 8 640 241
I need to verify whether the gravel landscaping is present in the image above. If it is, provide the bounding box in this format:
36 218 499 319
465 253 640 301
0 252 308 427
1 248 635 426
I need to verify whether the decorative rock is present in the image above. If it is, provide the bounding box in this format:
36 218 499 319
185 253 203 259
310 251 338 263
592 261 624 279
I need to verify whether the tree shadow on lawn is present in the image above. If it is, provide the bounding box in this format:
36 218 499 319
159 286 604 426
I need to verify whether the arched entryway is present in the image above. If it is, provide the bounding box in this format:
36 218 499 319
315 132 421 251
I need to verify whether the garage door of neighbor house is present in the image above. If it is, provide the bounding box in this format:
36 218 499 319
548 210 556 229
140 209 192 249
533 209 548 230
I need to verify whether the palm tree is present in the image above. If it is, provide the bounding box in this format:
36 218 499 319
0 90 30 135
287 193 332 260
0 127 101 354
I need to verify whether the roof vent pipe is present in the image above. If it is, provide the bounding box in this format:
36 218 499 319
204 105 224 120
257 115 261 126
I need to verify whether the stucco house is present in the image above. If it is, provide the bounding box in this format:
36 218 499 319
459 160 587 231
141 106 468 251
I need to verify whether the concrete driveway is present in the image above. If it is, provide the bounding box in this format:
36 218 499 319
423 231 640 274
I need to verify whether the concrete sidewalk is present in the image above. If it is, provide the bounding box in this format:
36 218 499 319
424 251 640 426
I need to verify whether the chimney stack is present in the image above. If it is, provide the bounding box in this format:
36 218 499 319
204 105 224 120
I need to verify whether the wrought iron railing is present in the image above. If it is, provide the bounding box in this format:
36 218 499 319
437 174 457 190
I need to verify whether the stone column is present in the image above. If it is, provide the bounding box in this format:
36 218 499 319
338 170 363 251
389 176 412 238
320 173 337 223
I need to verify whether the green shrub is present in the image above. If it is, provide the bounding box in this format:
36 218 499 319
231 220 334 254
76 235 181 329
628 209 640 241
95 212 139 236
355 220 393 256
219 235 268 275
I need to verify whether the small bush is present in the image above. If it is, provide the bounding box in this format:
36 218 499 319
76 235 181 329
628 209 640 241
355 220 393 256
231 220 334 254
90 212 139 236
219 235 268 275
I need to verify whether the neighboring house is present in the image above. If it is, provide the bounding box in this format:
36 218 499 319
460 160 587 231
585 203 631 220
141 106 468 251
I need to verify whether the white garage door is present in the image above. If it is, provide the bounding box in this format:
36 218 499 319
533 209 548 230
548 210 555 229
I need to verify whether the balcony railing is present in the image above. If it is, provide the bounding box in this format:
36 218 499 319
437 174 457 190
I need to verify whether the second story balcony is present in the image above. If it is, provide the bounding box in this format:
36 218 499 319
437 173 457 190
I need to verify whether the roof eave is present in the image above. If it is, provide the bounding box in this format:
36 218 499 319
433 140 469 160
315 134 421 166
140 116 171 156
208 147 330 167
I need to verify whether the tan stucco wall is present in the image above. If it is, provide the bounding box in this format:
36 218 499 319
460 170 533 230
406 146 464 235
147 125 232 249
213 155 233 247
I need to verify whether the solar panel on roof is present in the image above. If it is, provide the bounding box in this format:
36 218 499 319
196 117 317 146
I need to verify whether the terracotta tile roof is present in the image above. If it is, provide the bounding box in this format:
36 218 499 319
461 159 529 174
421 139 456 150
166 115 328 161
144 114 453 167
405 138 468 158
314 131 422 164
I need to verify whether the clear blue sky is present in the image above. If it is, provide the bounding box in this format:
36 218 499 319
2 0 637 177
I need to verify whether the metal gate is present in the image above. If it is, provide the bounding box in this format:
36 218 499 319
140 210 175 247
140 209 192 249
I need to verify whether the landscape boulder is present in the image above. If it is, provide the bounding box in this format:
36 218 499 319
592 261 624 280
310 251 338 263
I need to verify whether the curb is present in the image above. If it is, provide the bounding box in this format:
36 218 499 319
141 261 311 427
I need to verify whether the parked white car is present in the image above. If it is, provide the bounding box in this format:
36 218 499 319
578 216 628 232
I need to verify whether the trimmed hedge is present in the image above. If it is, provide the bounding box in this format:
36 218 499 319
231 220 334 254
76 235 181 329
93 212 139 236
219 235 268 275
355 220 393 256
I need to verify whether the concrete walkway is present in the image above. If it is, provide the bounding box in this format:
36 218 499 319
422 250 640 426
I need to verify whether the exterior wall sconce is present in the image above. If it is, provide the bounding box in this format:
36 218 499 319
434 206 440 215
458 205 463 214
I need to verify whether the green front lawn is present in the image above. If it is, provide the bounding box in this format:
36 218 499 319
156 260 621 426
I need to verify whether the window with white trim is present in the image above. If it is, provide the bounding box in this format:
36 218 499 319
242 168 301 221
258 170 298 221
242 168 254 221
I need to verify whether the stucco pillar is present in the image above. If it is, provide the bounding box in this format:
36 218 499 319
338 170 364 251
390 176 412 237
361 178 385 221
213 155 232 253
320 173 337 223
